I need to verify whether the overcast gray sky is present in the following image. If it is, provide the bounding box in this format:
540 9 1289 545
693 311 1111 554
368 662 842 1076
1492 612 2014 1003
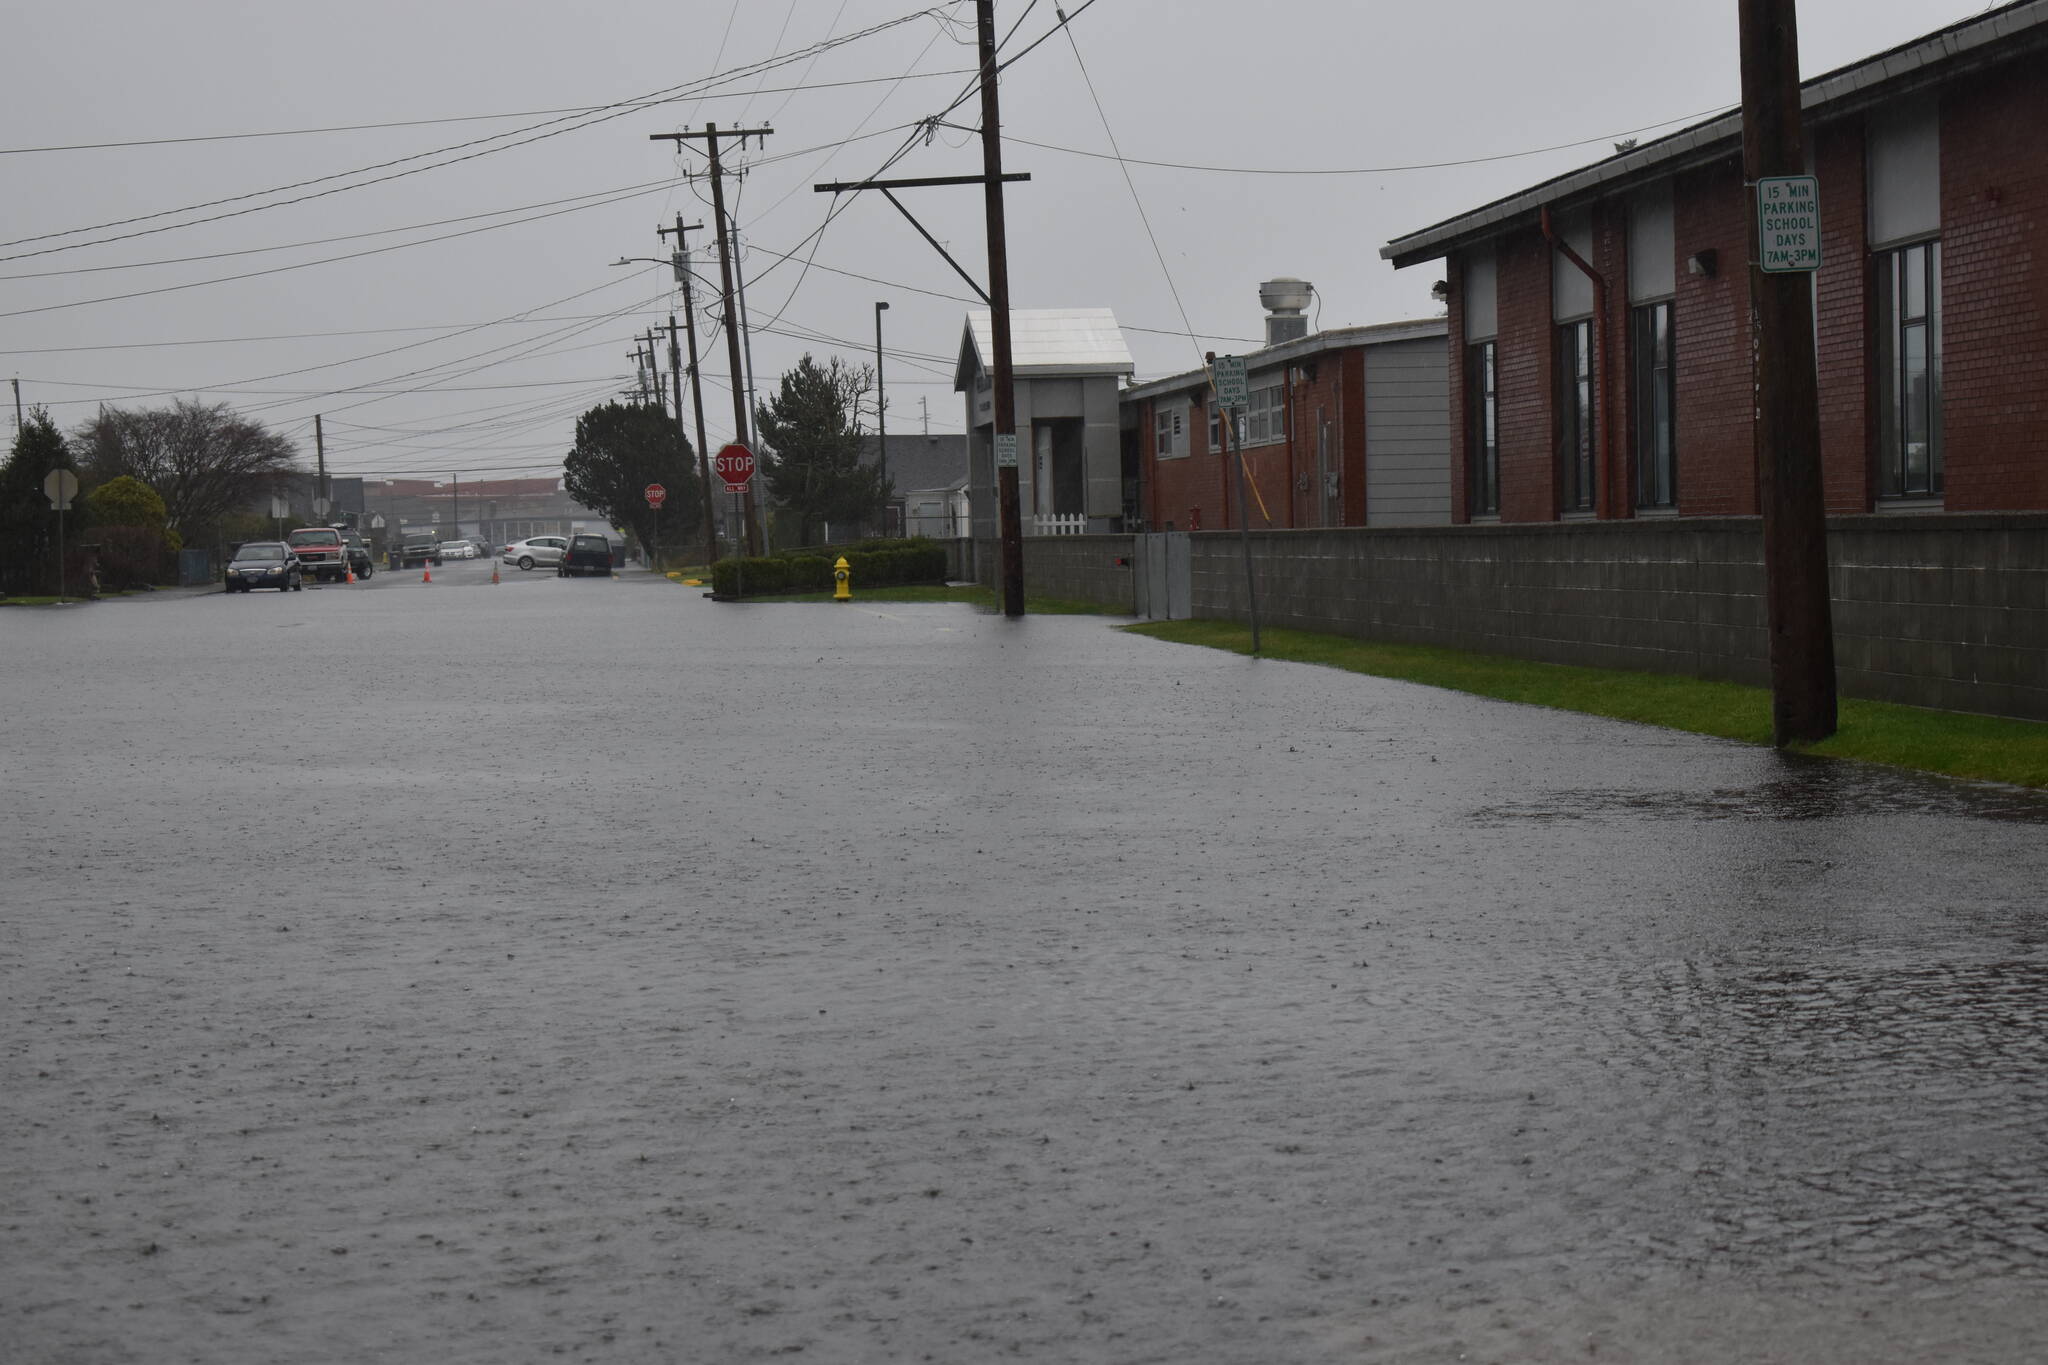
1 0 1987 482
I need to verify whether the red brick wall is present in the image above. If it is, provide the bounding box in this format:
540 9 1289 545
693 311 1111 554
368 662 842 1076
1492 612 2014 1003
1813 118 1873 512
1139 391 1227 532
1672 156 1758 515
1496 227 1557 522
1940 53 2048 512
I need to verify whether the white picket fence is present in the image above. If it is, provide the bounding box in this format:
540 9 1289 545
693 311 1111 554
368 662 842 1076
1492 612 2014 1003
1031 513 1088 537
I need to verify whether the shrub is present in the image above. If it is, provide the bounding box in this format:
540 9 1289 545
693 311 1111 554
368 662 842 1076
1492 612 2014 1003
712 536 947 598
86 476 168 530
95 525 166 590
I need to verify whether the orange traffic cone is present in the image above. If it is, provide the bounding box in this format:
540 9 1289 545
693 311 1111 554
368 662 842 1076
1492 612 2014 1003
490 563 500 585
422 566 432 583
346 566 356 584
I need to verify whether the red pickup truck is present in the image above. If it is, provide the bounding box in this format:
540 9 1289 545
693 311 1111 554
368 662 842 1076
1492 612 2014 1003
285 527 351 584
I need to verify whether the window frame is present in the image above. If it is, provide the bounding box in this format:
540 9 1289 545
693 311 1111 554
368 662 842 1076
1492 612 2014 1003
1556 318 1597 514
1630 299 1677 510
1876 238 1942 500
1243 383 1285 446
1153 404 1186 460
1465 340 1499 518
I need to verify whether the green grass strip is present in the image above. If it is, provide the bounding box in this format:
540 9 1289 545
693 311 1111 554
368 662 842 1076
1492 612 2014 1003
703 582 1129 615
1128 619 2048 790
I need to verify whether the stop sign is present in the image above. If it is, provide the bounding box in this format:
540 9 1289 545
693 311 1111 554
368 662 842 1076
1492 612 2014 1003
644 482 667 509
714 443 755 492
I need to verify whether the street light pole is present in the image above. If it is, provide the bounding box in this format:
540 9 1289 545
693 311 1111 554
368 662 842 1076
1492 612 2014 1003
875 300 890 535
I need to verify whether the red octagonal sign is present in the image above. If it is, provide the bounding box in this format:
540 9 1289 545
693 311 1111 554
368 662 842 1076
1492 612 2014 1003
644 482 667 509
714 442 756 493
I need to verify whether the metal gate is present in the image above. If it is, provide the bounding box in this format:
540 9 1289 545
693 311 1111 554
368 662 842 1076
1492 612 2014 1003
1133 531 1191 620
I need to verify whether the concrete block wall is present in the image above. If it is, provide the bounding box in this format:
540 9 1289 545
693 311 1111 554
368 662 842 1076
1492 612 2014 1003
975 516 2046 721
1021 535 1138 613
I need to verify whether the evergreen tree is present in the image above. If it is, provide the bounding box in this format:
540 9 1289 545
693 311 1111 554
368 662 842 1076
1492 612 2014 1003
755 354 889 547
0 408 84 596
561 401 697 562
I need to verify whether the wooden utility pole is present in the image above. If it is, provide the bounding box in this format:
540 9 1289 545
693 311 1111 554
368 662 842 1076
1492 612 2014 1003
976 0 1024 616
1739 0 1837 743
650 123 772 556
659 217 718 562
875 300 890 531
314 414 327 507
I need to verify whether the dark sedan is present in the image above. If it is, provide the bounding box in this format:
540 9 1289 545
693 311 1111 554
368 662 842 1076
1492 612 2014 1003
225 542 303 593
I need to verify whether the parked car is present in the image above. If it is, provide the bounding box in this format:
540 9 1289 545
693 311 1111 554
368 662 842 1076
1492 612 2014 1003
225 542 303 593
393 533 442 570
463 537 492 559
558 533 616 577
503 536 567 570
341 532 374 580
438 540 477 560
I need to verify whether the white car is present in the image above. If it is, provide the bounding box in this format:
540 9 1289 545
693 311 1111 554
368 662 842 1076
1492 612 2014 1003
438 540 478 560
501 536 567 570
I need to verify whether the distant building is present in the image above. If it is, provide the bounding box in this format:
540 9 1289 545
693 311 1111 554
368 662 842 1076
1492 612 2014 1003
861 433 968 539
1123 283 1448 532
362 476 607 546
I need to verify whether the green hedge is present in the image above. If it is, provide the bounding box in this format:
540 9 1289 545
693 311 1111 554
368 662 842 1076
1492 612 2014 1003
711 537 948 598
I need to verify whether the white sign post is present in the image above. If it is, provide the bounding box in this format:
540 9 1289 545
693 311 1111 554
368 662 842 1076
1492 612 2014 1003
1211 355 1248 409
43 470 78 600
1757 175 1821 273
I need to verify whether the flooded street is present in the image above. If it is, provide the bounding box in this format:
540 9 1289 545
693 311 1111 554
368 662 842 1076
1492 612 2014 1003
5 573 2047 1362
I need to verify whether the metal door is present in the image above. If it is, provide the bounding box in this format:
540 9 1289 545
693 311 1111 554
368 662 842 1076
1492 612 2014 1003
1134 531 1191 620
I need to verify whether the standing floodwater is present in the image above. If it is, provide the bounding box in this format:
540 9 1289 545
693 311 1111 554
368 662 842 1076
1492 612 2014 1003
4 577 2045 1363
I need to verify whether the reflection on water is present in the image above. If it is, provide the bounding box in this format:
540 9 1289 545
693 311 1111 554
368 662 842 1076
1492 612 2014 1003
1473 751 2048 826
1572 952 2048 1282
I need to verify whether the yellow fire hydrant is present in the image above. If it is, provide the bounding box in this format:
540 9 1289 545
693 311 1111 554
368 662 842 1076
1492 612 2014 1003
832 556 852 602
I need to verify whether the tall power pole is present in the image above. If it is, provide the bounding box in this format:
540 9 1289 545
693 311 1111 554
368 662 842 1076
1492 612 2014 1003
1739 0 1837 743
659 218 719 561
976 0 1023 616
314 414 327 508
650 123 773 556
875 300 890 531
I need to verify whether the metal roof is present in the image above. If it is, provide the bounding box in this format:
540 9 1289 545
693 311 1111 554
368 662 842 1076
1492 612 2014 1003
1121 318 1447 403
1381 0 2048 268
953 308 1137 389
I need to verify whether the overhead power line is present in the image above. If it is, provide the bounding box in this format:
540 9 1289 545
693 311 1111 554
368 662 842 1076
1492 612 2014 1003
0 4 962 262
0 72 977 157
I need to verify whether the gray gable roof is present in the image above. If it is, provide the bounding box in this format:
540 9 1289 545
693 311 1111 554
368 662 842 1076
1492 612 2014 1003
860 433 968 494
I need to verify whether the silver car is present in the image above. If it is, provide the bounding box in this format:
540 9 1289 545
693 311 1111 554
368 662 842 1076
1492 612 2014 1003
502 536 567 570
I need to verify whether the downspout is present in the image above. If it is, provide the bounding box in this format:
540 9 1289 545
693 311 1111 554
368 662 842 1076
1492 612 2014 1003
1540 205 1618 517
1283 368 1297 528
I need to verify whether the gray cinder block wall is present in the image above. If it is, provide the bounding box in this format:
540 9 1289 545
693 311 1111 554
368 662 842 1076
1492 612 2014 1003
976 515 2047 722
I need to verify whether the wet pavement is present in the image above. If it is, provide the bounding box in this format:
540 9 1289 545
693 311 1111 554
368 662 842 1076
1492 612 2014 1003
4 570 2047 1363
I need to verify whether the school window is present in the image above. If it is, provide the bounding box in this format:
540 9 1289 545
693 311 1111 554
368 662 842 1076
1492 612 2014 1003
1556 319 1596 513
1154 406 1184 459
1631 301 1676 509
1876 240 1941 498
1465 341 1499 517
1208 402 1221 451
1244 383 1284 445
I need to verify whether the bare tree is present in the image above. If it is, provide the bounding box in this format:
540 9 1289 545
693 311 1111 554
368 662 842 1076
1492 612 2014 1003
74 399 299 539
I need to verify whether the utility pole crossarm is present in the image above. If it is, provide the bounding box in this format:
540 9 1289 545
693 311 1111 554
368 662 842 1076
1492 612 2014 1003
813 173 1030 192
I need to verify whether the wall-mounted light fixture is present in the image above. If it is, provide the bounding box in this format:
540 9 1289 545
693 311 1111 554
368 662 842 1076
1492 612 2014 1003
1430 279 1451 303
1686 249 1718 278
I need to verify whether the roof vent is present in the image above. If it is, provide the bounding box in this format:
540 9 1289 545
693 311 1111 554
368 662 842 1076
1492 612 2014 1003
1260 278 1313 346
